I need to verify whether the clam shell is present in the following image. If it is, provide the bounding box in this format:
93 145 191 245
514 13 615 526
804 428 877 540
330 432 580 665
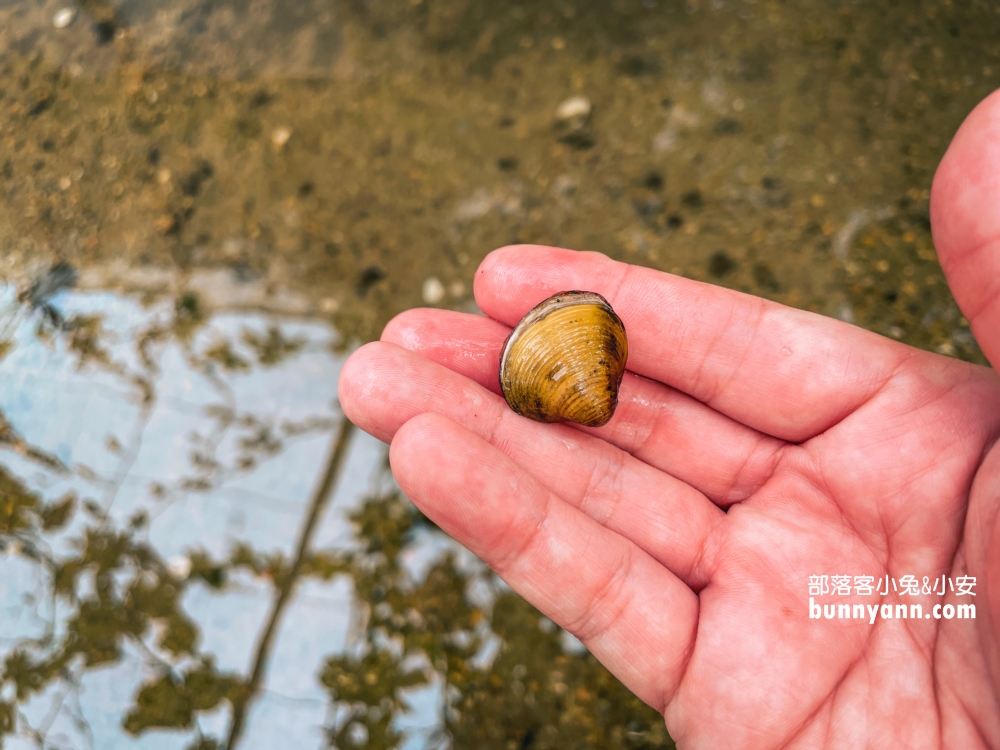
499 291 628 427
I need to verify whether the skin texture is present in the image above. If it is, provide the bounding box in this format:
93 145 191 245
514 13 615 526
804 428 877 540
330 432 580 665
339 88 1000 748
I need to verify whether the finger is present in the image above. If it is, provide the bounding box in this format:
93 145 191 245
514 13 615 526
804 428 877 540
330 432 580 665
382 308 786 505
931 87 1000 369
340 341 721 586
390 412 699 710
473 245 908 442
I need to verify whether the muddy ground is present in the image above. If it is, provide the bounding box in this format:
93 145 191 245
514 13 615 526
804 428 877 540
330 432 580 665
0 0 996 357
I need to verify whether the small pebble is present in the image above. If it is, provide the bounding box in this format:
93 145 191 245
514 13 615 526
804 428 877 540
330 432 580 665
154 214 177 235
271 126 292 148
449 281 465 298
53 8 76 29
708 250 735 278
652 126 678 152
553 174 576 197
167 555 192 580
555 95 592 123
422 276 445 304
58 176 72 191
555 95 596 149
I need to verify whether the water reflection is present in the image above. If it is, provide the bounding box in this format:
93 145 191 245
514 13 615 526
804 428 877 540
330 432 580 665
0 281 364 748
0 280 666 749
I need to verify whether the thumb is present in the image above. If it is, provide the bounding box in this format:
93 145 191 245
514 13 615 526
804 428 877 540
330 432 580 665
930 87 1000 369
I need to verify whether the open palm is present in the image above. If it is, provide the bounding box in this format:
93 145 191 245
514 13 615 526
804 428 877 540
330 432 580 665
339 89 1000 749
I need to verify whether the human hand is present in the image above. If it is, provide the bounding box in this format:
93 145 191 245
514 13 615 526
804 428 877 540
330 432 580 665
339 89 1000 748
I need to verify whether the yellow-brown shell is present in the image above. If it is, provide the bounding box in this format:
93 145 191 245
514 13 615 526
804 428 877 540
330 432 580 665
498 291 628 427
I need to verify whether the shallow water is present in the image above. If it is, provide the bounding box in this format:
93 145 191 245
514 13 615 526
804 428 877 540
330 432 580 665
0 286 378 748
0 285 662 748
1 1 998 748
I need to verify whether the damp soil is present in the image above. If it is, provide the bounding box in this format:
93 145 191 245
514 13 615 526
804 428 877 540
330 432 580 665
0 0 995 358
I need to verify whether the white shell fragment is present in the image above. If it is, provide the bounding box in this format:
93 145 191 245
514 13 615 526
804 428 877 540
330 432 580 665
271 126 292 148
53 8 76 28
422 276 445 304
555 95 592 123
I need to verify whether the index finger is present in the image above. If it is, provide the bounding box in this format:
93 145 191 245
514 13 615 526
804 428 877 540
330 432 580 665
474 245 908 442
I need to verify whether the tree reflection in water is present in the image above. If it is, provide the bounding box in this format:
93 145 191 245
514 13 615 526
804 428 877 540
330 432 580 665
0 282 670 749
